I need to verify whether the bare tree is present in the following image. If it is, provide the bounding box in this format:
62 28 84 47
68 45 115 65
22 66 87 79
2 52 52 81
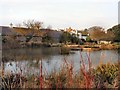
23 20 34 29
34 21 43 30
23 20 43 30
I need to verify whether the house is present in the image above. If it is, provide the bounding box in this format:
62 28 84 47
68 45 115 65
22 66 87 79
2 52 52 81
29 37 42 44
13 27 33 36
16 36 27 43
0 26 21 49
66 27 77 35
12 27 31 43
66 27 89 41
0 26 28 43
0 26 16 36
13 27 44 43
0 26 16 43
0 26 42 43
77 30 88 40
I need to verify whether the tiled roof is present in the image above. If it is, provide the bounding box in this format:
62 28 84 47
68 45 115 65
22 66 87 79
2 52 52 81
0 26 15 36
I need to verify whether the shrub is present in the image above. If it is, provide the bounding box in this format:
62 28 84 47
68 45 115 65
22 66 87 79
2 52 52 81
93 63 119 88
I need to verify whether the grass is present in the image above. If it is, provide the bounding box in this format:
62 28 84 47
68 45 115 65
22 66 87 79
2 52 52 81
0 52 119 89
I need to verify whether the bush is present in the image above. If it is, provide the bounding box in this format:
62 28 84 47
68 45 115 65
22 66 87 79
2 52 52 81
93 63 119 88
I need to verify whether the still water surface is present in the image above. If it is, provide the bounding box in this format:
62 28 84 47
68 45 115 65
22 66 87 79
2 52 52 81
1 47 119 75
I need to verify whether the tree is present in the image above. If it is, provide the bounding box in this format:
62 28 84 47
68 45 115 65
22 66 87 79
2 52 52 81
107 24 120 42
59 32 79 44
88 26 106 41
60 32 71 44
23 20 43 30
70 34 79 44
34 21 43 30
42 33 53 43
86 36 91 42
105 31 115 41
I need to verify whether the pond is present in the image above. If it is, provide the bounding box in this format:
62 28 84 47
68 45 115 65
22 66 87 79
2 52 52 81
0 47 119 75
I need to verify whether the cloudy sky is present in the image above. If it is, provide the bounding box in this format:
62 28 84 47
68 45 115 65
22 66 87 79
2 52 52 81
0 0 119 29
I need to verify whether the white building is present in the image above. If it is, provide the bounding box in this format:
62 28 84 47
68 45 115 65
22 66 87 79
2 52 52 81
66 27 88 40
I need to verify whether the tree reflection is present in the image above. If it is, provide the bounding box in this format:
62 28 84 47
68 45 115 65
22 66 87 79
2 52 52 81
118 48 120 61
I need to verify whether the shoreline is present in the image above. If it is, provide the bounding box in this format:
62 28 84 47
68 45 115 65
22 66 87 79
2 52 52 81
2 42 120 51
64 44 120 51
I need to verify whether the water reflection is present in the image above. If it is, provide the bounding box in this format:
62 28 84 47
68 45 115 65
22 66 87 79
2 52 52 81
118 48 120 60
1 47 119 75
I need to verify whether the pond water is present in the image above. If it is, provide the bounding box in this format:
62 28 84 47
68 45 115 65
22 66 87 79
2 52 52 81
0 47 119 75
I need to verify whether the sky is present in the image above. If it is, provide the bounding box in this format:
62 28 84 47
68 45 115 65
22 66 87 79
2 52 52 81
0 0 119 30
